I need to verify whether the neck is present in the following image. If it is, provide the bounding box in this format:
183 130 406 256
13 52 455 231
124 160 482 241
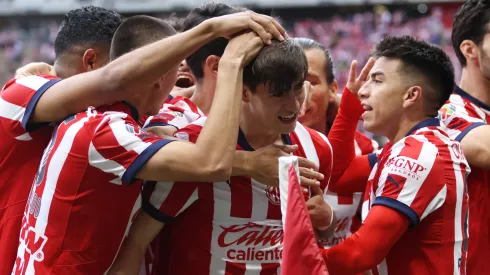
191 83 213 114
460 66 490 106
388 113 428 144
240 106 282 149
54 57 80 79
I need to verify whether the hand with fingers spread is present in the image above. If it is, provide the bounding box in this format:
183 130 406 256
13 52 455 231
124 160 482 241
207 10 286 45
346 57 376 97
15 62 57 79
221 31 265 68
306 185 334 232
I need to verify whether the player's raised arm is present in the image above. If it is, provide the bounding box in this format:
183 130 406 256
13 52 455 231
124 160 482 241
136 31 264 182
27 11 286 125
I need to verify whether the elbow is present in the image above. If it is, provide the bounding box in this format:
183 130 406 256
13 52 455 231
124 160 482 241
206 163 232 182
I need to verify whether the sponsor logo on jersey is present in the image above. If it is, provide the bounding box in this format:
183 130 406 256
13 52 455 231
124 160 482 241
385 156 427 181
217 222 283 262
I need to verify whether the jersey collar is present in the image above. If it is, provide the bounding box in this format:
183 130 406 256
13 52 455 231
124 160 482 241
121 101 140 122
455 85 490 112
405 117 440 137
237 128 292 151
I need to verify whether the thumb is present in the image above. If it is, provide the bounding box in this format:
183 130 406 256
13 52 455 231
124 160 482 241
273 144 298 154
310 185 324 197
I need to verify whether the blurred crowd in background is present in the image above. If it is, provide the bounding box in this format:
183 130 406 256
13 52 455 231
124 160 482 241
0 4 461 87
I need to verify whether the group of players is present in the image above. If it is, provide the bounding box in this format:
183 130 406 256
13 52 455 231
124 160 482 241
0 0 489 274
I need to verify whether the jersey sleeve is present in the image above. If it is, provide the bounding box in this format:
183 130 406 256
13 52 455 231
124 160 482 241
172 116 207 143
143 98 202 131
0 75 60 136
88 113 175 185
354 131 379 155
372 136 447 227
307 129 333 190
142 181 199 223
439 102 485 142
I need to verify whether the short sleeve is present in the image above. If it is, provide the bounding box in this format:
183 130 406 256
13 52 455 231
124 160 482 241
372 137 447 227
142 181 199 223
439 102 485 142
144 99 202 131
0 75 60 136
172 116 207 143
88 113 175 184
307 129 333 190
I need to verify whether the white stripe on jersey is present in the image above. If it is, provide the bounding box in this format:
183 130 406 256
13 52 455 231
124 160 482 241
26 117 88 274
16 75 50 91
375 141 405 199
316 131 333 189
354 139 362 156
149 182 175 210
108 115 152 154
431 130 466 274
250 179 271 221
88 142 124 184
396 136 437 207
420 185 447 220
209 182 232 273
15 132 33 141
0 96 25 122
294 123 319 166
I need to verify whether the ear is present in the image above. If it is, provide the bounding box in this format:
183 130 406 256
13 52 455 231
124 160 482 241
82 48 97 71
328 80 339 102
460 40 480 66
204 55 221 78
242 85 252 103
403 86 422 108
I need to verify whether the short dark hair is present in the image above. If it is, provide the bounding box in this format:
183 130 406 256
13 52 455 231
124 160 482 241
452 0 490 67
54 6 123 58
110 15 177 60
372 36 455 116
294 37 335 85
182 2 246 78
165 13 185 32
243 39 308 96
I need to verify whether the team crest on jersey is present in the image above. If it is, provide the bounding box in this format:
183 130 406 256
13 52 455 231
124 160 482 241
265 186 281 205
438 104 456 122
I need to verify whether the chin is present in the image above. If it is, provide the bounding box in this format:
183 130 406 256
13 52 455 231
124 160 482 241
363 121 381 136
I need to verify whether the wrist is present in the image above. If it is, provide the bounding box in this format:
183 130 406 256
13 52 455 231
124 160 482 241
232 151 254 177
218 57 244 70
339 88 364 120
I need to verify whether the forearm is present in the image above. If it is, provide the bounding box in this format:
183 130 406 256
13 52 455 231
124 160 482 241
232 150 252 176
327 89 364 184
194 59 244 176
104 22 215 98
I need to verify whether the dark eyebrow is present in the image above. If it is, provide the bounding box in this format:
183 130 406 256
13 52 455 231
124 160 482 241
370 71 384 78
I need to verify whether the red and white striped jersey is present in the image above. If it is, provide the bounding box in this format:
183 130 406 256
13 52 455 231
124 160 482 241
13 102 173 275
361 118 469 275
438 86 490 274
143 96 203 130
0 75 60 274
321 131 378 248
143 117 333 275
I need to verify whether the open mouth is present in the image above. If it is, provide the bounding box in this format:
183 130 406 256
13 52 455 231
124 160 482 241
278 113 298 124
361 104 373 119
175 72 195 88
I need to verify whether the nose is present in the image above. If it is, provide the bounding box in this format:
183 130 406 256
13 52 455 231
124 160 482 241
358 82 370 99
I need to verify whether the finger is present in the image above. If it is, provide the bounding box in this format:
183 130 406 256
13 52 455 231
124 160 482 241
262 14 286 39
273 144 298 154
310 185 324 196
248 19 272 44
297 157 319 171
299 167 324 181
358 57 376 81
250 14 283 42
300 176 320 187
348 60 358 84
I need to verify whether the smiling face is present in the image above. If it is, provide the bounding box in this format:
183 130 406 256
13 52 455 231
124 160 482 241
245 80 305 134
358 57 407 137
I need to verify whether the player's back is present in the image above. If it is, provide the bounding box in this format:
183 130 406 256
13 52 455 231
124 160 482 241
363 122 469 275
13 103 160 274
0 75 60 274
439 87 490 274
144 117 332 275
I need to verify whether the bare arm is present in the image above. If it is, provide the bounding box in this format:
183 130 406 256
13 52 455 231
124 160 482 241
29 12 286 124
460 125 490 170
136 32 264 182
108 212 164 275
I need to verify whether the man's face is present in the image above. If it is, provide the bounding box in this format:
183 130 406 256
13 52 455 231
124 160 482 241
298 48 335 128
359 57 406 137
246 80 305 134
478 33 490 80
174 59 195 89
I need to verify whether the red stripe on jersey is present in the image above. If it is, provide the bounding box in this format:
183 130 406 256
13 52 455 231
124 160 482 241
224 262 246 275
260 263 281 275
266 198 282 220
337 194 354 205
230 177 253 219
158 183 198 217
354 131 376 155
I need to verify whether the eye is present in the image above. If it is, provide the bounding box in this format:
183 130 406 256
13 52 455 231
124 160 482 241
373 79 382 84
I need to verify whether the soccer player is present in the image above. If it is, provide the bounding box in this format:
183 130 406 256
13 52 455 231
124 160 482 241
108 5 337 274
0 6 123 274
322 36 469 275
10 11 287 275
294 37 379 248
438 1 490 273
